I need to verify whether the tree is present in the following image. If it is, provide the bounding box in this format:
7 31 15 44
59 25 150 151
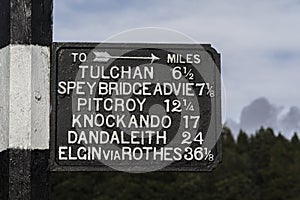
51 128 300 200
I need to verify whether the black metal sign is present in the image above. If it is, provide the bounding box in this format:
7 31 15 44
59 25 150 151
50 43 222 172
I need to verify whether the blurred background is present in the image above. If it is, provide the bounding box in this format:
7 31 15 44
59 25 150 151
52 0 300 199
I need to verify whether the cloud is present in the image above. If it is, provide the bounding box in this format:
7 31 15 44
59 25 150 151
239 97 280 133
53 0 300 122
279 106 300 136
227 97 300 139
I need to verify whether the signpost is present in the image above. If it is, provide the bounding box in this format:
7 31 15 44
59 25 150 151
0 0 52 199
51 43 222 172
0 0 222 198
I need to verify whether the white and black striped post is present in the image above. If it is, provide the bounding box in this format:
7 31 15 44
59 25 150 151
0 0 52 199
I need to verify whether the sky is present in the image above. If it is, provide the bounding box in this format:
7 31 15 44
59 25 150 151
54 0 300 135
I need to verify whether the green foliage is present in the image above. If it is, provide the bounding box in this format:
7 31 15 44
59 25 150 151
51 128 300 200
